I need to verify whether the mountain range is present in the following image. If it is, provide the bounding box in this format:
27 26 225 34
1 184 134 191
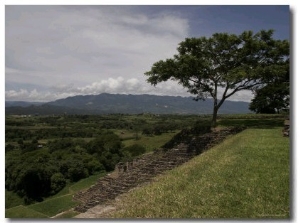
5 93 251 115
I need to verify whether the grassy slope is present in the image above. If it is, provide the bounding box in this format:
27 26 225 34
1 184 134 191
28 195 78 217
5 206 49 218
110 128 290 218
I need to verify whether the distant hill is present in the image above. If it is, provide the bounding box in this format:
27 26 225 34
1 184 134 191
5 93 251 115
5 101 44 107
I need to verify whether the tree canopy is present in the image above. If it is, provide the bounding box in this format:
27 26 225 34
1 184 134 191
5 131 125 203
145 30 289 126
249 60 289 114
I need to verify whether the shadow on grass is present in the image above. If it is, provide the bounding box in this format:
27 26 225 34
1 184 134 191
217 118 285 129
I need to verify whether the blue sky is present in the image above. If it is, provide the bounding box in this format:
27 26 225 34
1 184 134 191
5 5 290 102
135 5 290 39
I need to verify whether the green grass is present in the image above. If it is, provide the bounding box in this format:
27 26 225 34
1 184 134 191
5 190 25 209
217 114 285 128
114 129 137 140
47 183 72 199
28 195 79 217
5 205 49 218
110 128 290 218
69 172 106 193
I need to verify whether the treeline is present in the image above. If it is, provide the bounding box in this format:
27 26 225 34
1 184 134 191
5 127 96 142
5 114 192 142
5 131 145 204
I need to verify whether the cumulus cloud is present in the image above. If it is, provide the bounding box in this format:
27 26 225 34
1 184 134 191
5 76 188 102
6 89 49 102
6 6 189 86
5 75 254 102
5 5 256 103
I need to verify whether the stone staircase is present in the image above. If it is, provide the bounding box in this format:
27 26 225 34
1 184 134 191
73 127 245 213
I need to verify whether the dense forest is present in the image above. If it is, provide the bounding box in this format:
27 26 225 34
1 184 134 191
5 114 198 204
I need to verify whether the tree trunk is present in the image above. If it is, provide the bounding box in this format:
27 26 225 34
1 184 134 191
211 99 218 127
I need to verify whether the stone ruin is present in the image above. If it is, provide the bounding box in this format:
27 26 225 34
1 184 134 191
283 118 290 137
73 126 245 213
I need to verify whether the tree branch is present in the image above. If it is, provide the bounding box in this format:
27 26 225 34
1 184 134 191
187 77 214 98
224 81 262 99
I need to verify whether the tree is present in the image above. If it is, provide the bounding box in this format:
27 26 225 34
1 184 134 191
50 173 66 194
18 167 53 201
145 30 289 126
249 61 289 114
86 159 105 174
67 161 88 182
86 131 123 155
249 82 289 114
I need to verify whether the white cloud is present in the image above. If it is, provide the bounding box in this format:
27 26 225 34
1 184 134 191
5 74 254 102
5 5 255 103
5 76 185 102
126 78 140 90
6 89 28 98
6 89 47 101
6 5 189 91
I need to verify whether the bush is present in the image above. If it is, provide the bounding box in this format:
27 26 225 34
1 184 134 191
67 163 89 182
50 173 66 194
86 160 105 175
191 120 212 134
123 144 146 157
